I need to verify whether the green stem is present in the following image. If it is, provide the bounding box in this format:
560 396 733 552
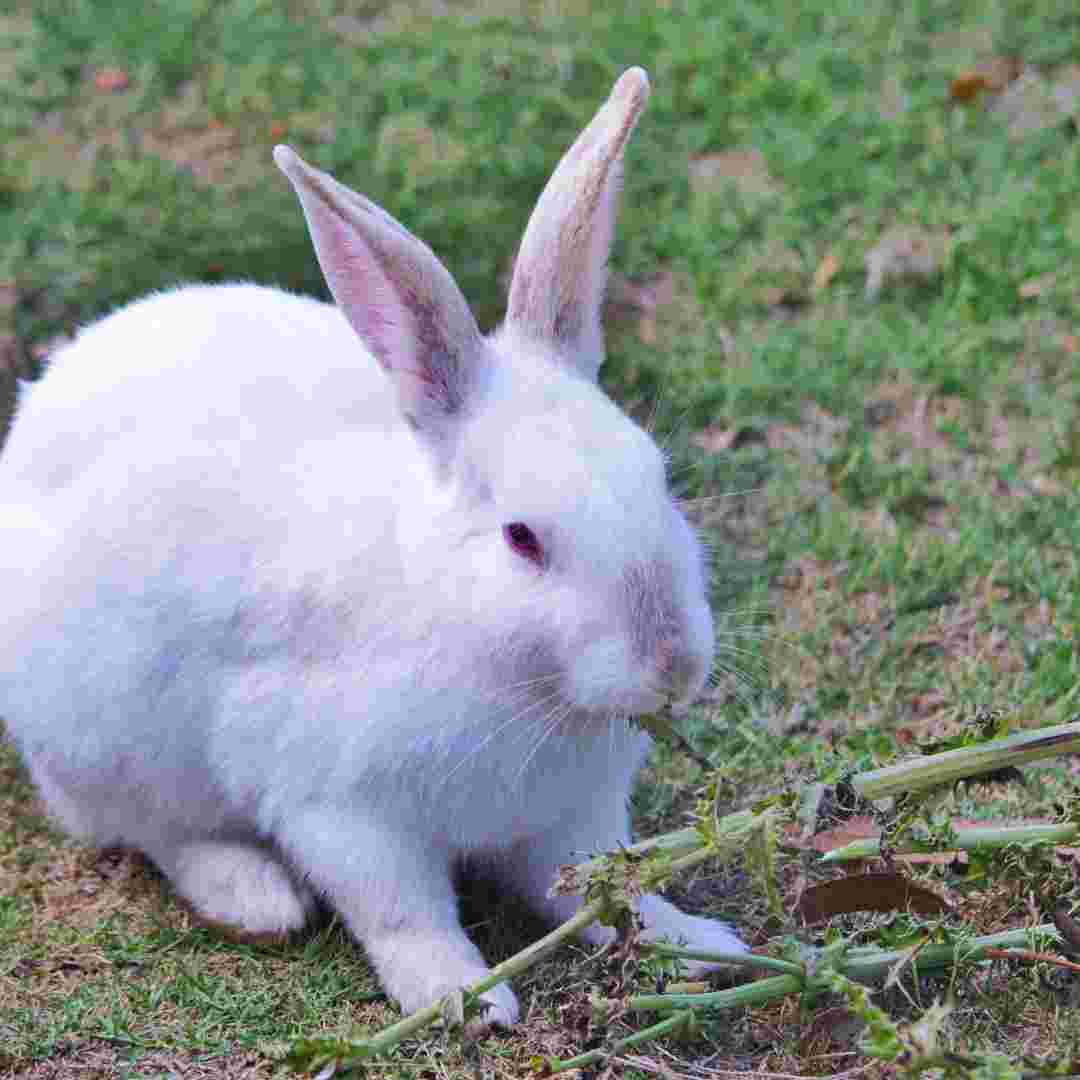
622 974 803 1013
644 942 804 976
546 1009 697 1074
852 721 1080 799
821 822 1079 862
619 925 1062 1015
841 924 1061 981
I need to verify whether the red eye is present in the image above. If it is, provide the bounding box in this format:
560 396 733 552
504 522 545 567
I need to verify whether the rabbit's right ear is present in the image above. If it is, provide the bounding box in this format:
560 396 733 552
275 147 486 450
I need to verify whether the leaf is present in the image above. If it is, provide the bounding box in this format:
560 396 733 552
812 253 840 292
796 872 952 924
810 816 878 854
951 71 996 102
949 57 1024 103
93 67 131 93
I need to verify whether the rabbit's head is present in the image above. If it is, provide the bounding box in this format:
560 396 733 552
275 69 713 719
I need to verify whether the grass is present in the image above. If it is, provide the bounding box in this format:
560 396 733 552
2 0 1080 1075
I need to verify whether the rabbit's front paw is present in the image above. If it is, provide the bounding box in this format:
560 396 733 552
172 843 315 940
368 931 520 1029
392 966 520 1029
638 895 747 973
466 981 519 1034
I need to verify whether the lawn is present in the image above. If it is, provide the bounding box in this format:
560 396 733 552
2 1 1079 1076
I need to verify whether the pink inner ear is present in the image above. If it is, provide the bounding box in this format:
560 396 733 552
320 223 418 377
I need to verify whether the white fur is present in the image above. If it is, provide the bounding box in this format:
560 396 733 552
0 69 744 1026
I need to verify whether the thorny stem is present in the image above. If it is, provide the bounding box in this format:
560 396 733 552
821 821 1078 862
610 926 1063 1014
644 943 804 977
542 1008 699 1074
852 721 1080 799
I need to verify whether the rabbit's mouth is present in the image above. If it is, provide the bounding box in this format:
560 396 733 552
566 681 671 721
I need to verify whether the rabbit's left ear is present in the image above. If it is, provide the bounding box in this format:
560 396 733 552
505 68 650 382
275 146 486 444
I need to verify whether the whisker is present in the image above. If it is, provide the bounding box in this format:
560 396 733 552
514 703 573 785
680 488 766 504
439 685 564 785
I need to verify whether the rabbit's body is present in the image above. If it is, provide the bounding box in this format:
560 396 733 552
1 70 745 1026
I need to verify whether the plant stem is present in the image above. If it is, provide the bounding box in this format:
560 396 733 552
821 822 1079 862
852 721 1080 799
545 1009 697 1073
644 942 804 976
620 974 803 1013
840 924 1062 981
618 925 1062 1015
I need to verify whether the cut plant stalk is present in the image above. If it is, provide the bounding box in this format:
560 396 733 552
851 721 1080 800
822 821 1079 862
610 925 1063 1015
542 1008 703 1075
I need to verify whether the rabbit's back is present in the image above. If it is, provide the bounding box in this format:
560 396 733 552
1 284 395 507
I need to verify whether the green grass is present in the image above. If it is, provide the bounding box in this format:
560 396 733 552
3 0 1080 1075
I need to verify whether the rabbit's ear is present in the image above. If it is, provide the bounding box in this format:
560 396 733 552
275 146 486 444
505 68 649 382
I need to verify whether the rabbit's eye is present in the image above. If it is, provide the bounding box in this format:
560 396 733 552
504 522 545 567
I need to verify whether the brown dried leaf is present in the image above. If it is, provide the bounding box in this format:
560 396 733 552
950 57 1023 103
810 816 878 855
812 253 840 292
94 67 131 93
950 71 996 103
797 872 952 925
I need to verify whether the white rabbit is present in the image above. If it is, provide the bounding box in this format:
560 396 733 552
0 68 745 1026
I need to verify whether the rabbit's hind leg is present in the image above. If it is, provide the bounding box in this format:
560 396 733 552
30 765 100 839
165 843 317 942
